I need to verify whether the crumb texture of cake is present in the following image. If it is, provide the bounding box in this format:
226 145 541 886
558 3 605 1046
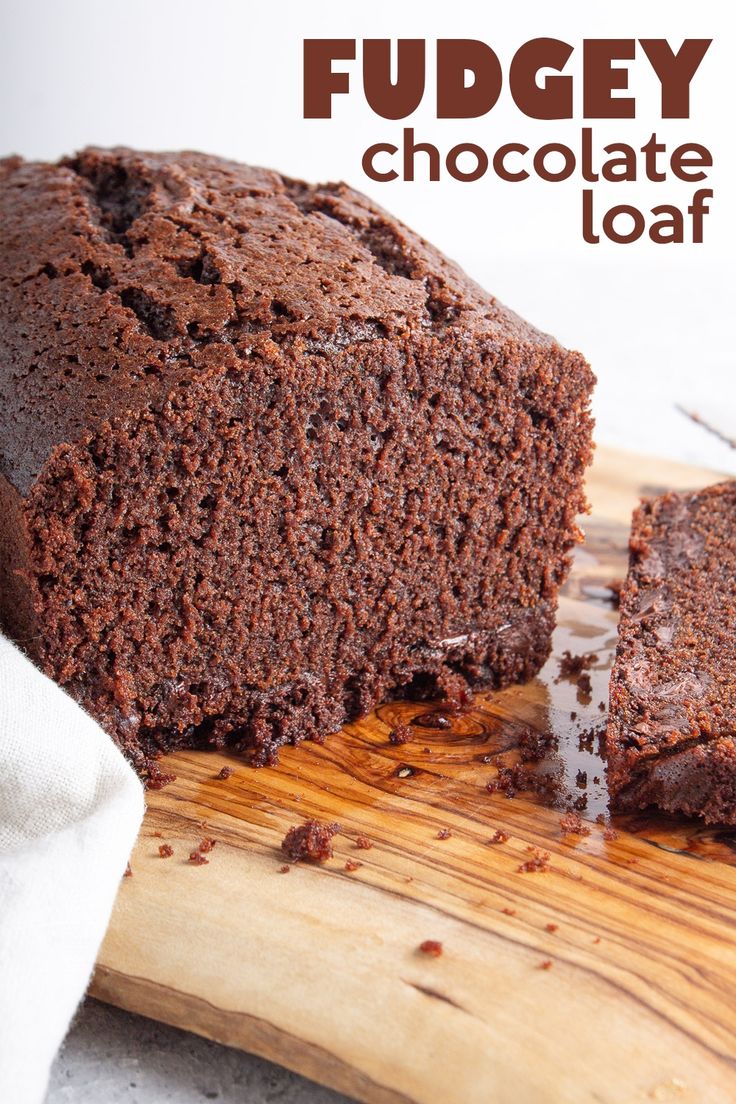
0 148 594 771
607 483 736 823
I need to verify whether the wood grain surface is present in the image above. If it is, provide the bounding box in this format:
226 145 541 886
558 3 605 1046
91 445 736 1104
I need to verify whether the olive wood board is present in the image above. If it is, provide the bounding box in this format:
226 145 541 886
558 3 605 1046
91 444 736 1104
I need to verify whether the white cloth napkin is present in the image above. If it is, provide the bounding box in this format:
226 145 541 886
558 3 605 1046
0 634 144 1104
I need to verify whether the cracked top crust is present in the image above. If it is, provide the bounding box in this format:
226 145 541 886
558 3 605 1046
1 147 556 495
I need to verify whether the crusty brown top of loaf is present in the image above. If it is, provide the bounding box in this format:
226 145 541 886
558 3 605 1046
1 147 558 495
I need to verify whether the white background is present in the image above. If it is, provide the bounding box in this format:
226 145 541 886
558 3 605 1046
1 3 735 1102
1 0 735 474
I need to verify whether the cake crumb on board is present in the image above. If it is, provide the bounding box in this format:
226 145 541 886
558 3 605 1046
282 820 340 863
559 811 591 837
418 940 443 958
389 724 412 745
518 848 551 874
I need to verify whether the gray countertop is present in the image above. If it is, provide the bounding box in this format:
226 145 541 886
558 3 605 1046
47 1000 350 1104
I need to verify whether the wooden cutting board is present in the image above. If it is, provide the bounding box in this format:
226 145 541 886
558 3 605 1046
91 445 736 1104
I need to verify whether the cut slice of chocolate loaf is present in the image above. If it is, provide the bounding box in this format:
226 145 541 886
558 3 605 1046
607 483 736 823
0 148 594 772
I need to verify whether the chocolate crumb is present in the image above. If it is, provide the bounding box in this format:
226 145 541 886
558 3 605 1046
545 923 558 933
593 936 601 944
278 864 290 873
216 766 233 780
344 859 362 872
518 848 551 873
282 819 340 863
518 728 554 763
436 828 451 840
198 837 217 853
578 728 593 752
489 829 510 844
501 907 516 916
487 761 562 805
603 826 619 841
559 811 591 837
188 851 209 865
123 863 133 878
158 843 174 858
389 724 412 746
577 672 592 696
557 650 598 680
538 959 553 970
355 835 373 850
146 765 177 791
418 940 443 957
486 764 525 798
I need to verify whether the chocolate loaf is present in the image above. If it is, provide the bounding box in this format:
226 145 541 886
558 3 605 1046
607 483 736 823
0 148 594 771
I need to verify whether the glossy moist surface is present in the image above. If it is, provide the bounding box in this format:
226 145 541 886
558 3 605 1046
0 148 594 771
607 483 736 823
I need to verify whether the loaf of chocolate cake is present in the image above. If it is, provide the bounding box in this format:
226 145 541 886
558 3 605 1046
607 483 736 823
0 148 594 771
